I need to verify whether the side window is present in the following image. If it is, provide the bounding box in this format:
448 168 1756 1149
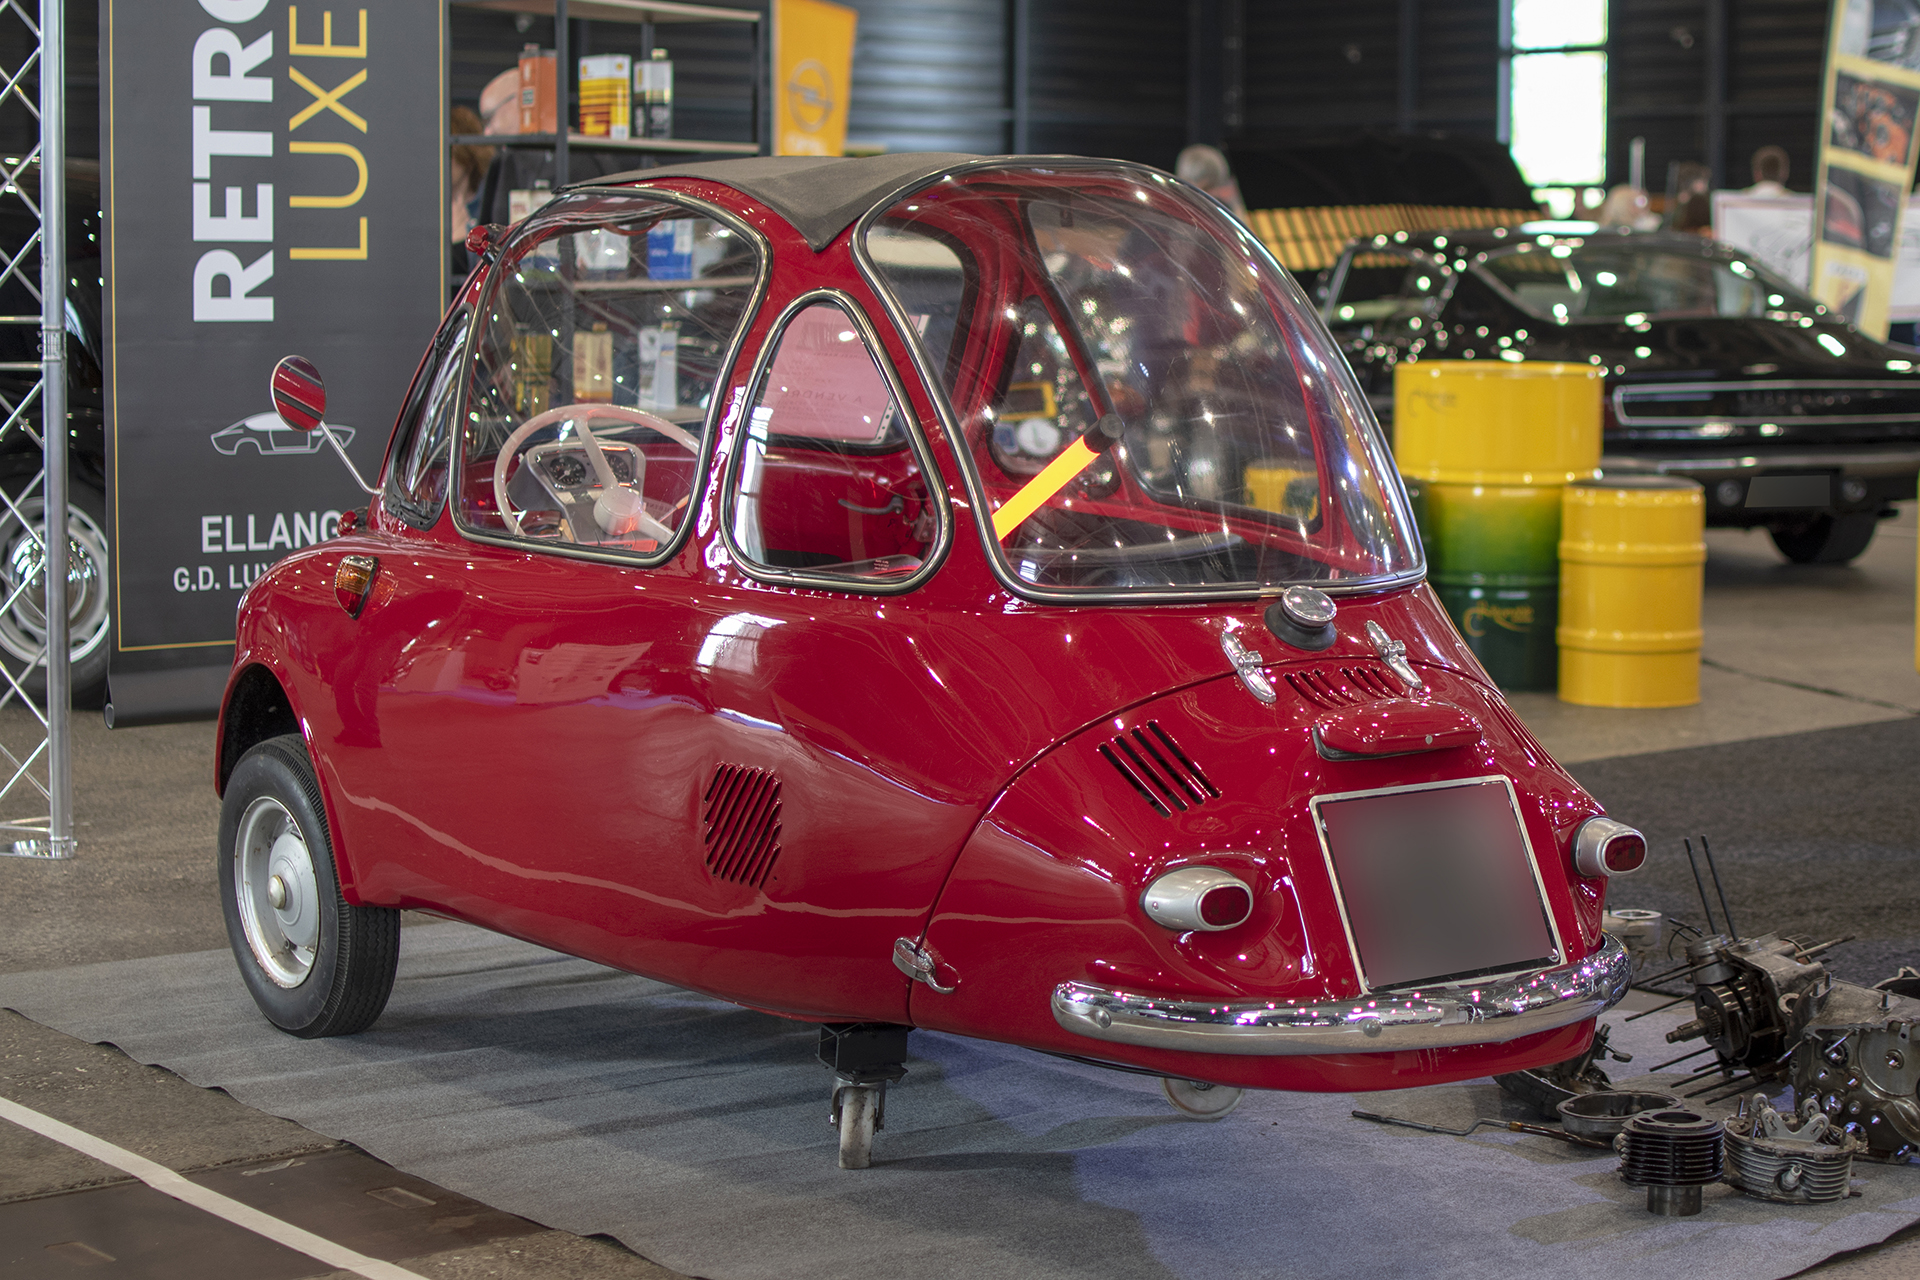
1328 249 1445 324
727 300 940 584
457 197 759 556
385 302 471 525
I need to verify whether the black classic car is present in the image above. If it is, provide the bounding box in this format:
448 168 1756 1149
1321 225 1920 564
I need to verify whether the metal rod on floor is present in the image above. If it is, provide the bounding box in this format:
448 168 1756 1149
1648 1044 1718 1073
1683 839 1719 936
1624 994 1694 1022
1700 836 1737 940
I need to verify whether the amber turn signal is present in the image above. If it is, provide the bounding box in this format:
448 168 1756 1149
1573 816 1646 878
334 554 378 618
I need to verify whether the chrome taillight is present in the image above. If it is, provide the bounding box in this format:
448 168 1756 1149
1142 866 1255 932
1574 816 1646 878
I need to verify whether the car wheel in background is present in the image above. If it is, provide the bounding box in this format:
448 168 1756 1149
219 734 399 1038
1767 512 1879 565
0 479 111 706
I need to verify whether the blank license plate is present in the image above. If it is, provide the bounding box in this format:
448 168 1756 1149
1745 474 1830 508
1313 779 1558 992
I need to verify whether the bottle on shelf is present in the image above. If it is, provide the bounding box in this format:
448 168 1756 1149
636 48 674 139
579 53 632 140
518 44 557 134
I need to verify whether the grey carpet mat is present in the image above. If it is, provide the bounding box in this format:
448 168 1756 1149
1573 716 1920 985
5 922 1918 1280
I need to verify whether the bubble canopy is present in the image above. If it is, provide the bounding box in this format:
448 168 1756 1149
858 163 1423 599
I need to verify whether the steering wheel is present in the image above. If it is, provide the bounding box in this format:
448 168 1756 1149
491 403 699 542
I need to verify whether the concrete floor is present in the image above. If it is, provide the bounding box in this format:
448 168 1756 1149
0 505 1916 1278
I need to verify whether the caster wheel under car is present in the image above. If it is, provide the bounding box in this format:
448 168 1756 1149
219 734 399 1038
0 480 110 706
833 1082 883 1169
1161 1077 1244 1120
1768 512 1879 564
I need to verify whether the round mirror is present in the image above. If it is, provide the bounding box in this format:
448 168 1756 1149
270 355 326 433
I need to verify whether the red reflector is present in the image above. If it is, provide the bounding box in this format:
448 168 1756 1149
1604 835 1647 875
335 554 378 618
1198 884 1253 929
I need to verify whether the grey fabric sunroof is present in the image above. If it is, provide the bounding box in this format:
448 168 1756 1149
591 153 980 251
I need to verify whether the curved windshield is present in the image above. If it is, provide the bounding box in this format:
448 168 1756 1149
1480 241 1820 323
861 164 1420 596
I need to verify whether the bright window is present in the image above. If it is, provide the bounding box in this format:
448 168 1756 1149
1507 0 1607 193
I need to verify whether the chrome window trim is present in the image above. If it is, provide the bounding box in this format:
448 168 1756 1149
381 295 476 532
714 287 953 595
849 156 1426 606
1318 243 1455 327
450 186 771 570
1307 773 1567 998
1613 379 1920 428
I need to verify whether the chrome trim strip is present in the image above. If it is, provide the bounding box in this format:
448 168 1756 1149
847 156 1427 606
450 187 772 570
1614 379 1920 429
712 287 953 595
1051 936 1629 1056
1602 448 1920 478
1308 774 1566 997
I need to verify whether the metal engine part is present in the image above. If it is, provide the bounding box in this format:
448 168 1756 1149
1494 1022 1629 1118
1556 1090 1680 1141
1723 1093 1859 1204
1659 932 1920 1160
1617 1108 1725 1216
1792 999 1920 1161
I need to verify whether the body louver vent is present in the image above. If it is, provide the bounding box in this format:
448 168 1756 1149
1099 721 1219 818
703 764 782 889
1285 663 1403 709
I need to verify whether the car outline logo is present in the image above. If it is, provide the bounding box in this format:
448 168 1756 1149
210 411 355 457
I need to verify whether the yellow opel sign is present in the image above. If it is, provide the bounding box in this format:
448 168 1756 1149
773 0 856 157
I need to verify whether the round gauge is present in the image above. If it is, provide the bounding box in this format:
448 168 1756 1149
1014 417 1062 458
547 454 587 487
606 452 635 482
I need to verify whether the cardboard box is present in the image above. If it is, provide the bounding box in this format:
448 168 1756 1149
517 45 556 135
578 53 631 139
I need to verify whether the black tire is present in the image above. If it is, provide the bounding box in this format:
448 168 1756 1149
218 734 398 1038
1768 512 1879 565
0 478 110 706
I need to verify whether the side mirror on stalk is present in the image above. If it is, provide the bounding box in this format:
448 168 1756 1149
270 354 327 433
269 354 378 497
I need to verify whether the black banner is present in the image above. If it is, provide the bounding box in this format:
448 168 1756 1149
101 0 445 723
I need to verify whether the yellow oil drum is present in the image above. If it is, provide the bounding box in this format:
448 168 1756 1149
1393 360 1603 484
1557 476 1706 708
1426 482 1562 690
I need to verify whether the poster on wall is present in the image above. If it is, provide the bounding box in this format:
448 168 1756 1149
1714 189 1920 321
1809 1 1920 337
100 1 446 724
772 0 856 158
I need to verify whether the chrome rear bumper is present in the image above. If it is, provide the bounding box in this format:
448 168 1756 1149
1051 935 1630 1057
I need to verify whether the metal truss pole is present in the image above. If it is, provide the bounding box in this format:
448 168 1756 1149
0 0 72 860
40 0 68 857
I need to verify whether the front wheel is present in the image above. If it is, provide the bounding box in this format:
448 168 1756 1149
218 734 398 1037
1768 512 1878 564
1161 1077 1244 1120
834 1083 880 1169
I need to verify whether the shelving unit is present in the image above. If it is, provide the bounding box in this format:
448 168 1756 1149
448 0 767 189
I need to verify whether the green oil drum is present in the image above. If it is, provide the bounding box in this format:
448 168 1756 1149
1424 482 1561 691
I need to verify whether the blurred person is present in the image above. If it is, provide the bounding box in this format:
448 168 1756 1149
450 106 493 246
1596 184 1658 230
480 67 520 135
1747 145 1791 196
1175 144 1247 218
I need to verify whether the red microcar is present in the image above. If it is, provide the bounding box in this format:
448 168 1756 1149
216 154 1639 1168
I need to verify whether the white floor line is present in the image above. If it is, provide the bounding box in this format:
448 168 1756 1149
0 1095 430 1280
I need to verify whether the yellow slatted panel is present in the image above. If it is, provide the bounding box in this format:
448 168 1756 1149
1245 204 1540 273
